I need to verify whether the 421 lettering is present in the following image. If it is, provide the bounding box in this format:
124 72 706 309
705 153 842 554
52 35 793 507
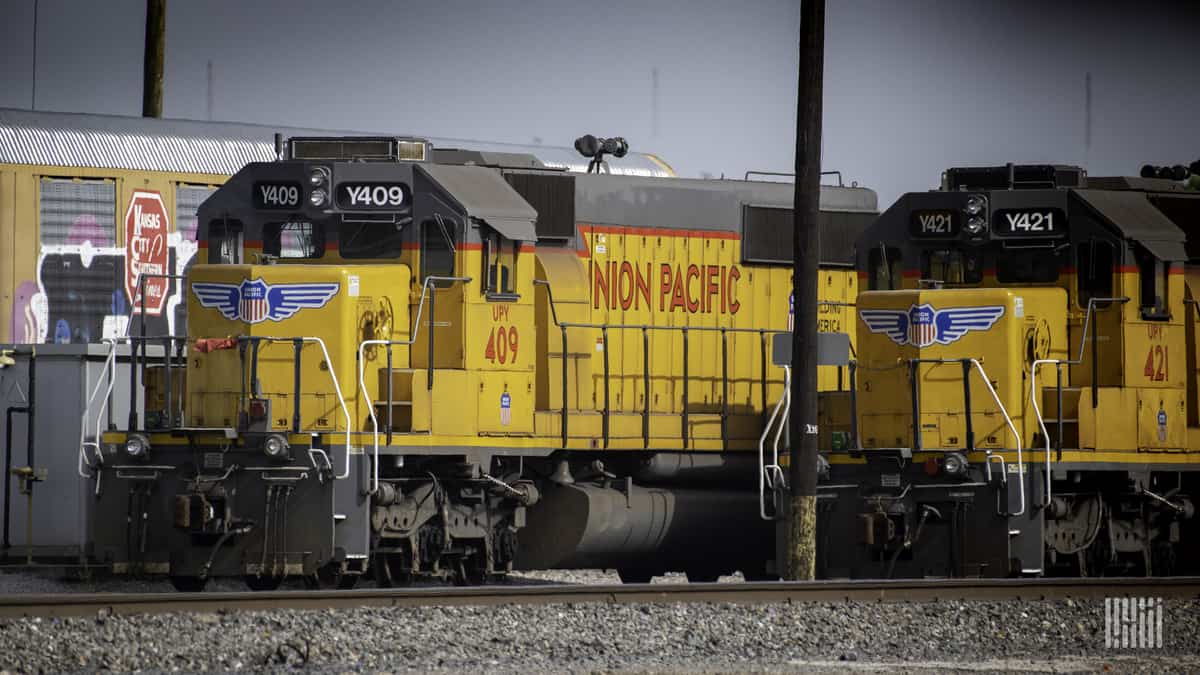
485 325 520 364
1144 345 1168 382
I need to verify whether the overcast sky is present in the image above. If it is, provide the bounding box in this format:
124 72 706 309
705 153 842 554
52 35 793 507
1 0 1198 205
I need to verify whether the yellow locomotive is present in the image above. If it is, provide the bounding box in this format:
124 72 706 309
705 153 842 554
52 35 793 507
818 164 1200 578
89 135 876 588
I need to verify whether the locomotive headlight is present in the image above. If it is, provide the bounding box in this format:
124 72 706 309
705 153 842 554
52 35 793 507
964 216 987 235
125 433 151 459
262 433 290 460
309 188 328 207
965 194 986 216
308 166 329 187
942 451 968 476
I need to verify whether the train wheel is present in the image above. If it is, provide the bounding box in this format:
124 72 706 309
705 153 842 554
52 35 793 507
169 575 208 592
373 554 413 588
244 574 283 591
685 570 720 583
455 559 488 587
617 568 653 584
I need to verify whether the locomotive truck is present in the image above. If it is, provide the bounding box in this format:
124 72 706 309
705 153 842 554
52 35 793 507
86 135 876 589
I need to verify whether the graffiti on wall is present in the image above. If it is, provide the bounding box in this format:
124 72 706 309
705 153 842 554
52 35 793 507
9 191 202 344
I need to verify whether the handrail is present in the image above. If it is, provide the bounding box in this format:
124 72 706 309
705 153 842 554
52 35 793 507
1030 358 1060 508
904 357 1023 515
1029 296 1128 508
357 275 470 495
533 278 777 450
243 336 353 479
757 366 790 520
79 272 199 478
968 358 1024 516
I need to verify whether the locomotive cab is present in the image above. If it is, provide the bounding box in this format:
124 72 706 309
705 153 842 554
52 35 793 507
821 164 1200 579
92 137 544 588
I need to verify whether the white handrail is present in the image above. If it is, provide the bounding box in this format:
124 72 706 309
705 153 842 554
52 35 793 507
80 335 354 479
968 358 1024 516
757 366 790 520
256 336 353 479
78 339 121 478
1029 358 1060 508
357 275 471 495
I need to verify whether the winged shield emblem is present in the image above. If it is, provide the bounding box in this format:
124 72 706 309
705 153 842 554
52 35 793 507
191 278 339 324
859 304 1005 348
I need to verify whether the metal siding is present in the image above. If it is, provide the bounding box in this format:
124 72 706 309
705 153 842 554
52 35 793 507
0 107 672 177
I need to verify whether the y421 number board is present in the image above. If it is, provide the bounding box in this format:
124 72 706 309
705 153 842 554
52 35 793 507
994 208 1066 237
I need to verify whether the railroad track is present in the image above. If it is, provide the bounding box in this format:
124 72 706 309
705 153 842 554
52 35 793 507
1 577 1199 619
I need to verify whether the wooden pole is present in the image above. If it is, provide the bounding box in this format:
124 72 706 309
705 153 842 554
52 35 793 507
787 0 825 581
142 0 165 118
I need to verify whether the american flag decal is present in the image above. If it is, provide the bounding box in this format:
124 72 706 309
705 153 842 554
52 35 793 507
192 278 339 324
860 303 1004 347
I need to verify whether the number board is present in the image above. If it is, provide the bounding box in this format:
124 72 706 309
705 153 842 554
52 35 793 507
994 208 1066 237
253 181 303 209
908 210 961 238
335 182 410 210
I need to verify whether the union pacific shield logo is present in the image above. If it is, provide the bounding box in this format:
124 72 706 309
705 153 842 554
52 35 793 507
859 304 1004 347
192 278 339 324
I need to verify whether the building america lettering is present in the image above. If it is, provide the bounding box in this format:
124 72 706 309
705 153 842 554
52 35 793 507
593 261 741 314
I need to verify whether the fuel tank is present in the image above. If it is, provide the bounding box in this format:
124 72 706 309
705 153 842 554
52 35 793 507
514 481 772 574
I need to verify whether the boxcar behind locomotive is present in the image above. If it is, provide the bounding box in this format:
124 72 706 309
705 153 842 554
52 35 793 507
816 164 1200 579
88 136 877 588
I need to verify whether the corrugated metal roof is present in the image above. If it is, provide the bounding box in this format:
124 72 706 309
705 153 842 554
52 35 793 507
0 107 674 178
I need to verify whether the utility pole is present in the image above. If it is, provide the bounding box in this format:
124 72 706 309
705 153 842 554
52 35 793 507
30 0 39 109
206 60 214 120
142 0 165 118
1084 72 1092 167
651 67 660 139
787 0 825 581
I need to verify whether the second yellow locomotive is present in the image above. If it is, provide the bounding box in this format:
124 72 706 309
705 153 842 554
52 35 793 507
817 164 1200 578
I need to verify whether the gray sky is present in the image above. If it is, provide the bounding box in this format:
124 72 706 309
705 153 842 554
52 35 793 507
1 0 1198 205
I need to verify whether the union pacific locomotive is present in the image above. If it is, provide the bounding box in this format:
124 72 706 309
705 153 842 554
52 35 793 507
816 164 1200 578
87 135 876 589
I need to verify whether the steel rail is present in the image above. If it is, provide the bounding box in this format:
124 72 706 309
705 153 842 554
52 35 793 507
1 577 1198 619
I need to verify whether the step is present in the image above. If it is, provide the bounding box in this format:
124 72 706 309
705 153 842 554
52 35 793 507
1040 386 1081 421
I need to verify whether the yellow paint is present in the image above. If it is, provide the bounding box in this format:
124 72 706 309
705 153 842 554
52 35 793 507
133 218 860 454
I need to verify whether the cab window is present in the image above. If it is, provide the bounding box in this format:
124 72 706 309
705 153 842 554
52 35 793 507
264 221 324 258
867 246 901 290
1137 247 1170 319
996 248 1060 283
921 249 982 285
339 223 403 259
421 218 456 281
208 219 242 264
1076 240 1113 308
483 229 517 298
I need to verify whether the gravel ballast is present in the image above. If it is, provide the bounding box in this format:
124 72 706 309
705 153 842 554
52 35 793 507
0 597 1195 673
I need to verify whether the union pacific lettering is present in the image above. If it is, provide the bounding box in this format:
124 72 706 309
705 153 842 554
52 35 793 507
592 261 741 315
